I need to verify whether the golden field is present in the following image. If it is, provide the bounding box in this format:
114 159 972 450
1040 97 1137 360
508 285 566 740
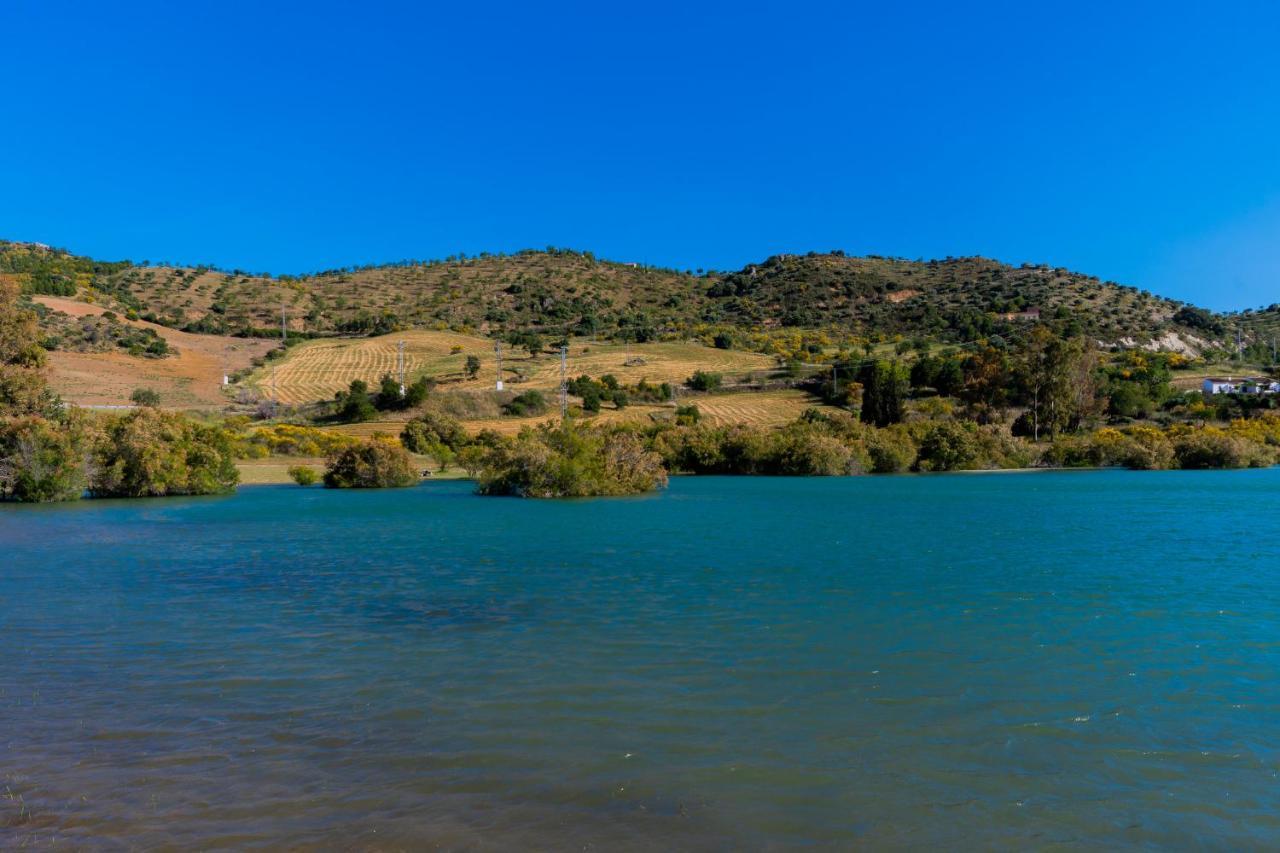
249 331 777 405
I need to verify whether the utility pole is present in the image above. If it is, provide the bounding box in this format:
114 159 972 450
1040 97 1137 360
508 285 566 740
397 339 406 396
559 344 568 420
832 363 839 396
494 341 504 391
281 305 287 345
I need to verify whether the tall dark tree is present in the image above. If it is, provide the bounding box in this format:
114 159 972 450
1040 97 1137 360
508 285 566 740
858 360 908 427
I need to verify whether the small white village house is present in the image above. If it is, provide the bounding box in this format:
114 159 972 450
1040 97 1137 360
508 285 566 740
1202 377 1280 395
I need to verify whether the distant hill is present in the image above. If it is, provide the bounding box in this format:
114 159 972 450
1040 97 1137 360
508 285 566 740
0 239 1262 354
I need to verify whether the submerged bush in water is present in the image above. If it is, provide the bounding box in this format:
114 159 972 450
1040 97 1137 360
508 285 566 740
0 413 91 502
477 421 667 498
288 465 319 486
92 408 239 497
324 440 419 488
400 410 468 453
1171 428 1274 470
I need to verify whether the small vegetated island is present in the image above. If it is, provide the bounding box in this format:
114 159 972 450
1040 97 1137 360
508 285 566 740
4 242 1280 502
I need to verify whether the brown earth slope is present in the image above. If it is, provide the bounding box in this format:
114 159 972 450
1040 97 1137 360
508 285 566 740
35 296 276 408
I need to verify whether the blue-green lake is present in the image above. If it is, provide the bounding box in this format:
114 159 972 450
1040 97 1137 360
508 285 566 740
3 471 1280 847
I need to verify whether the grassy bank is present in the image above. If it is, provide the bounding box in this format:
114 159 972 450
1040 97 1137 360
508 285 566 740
236 455 468 485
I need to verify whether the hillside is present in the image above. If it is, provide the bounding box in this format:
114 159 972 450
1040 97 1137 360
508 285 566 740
31 295 276 408
705 253 1187 342
0 239 1256 353
250 331 776 405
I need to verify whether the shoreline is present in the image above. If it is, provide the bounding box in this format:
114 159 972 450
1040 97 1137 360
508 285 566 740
233 460 1276 487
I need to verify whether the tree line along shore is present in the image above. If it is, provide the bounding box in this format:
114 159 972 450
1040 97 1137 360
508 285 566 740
4 280 1280 502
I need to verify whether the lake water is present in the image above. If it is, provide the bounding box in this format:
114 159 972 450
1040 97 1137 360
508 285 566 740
3 471 1280 848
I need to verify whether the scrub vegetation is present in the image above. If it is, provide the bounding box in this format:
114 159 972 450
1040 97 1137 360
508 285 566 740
6 238 1280 499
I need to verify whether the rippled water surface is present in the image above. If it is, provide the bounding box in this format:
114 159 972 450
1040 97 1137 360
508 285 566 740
4 471 1280 848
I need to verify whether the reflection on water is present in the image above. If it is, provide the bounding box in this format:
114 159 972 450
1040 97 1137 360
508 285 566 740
4 472 1280 847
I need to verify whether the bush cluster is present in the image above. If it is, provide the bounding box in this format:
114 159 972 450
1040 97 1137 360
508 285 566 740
323 439 419 488
477 421 667 497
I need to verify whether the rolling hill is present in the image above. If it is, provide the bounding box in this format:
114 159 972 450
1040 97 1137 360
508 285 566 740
2 240 1254 354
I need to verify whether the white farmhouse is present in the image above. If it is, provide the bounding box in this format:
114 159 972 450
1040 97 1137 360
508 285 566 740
1202 377 1280 395
1203 377 1238 394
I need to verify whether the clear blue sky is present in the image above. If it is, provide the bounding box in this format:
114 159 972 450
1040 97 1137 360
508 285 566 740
3 1 1278 310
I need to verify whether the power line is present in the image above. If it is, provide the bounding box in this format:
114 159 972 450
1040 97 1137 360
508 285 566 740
397 339 406 396
559 344 568 420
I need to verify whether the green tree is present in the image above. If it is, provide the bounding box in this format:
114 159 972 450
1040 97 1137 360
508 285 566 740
400 410 468 452
0 279 58 417
857 360 908 427
464 354 482 379
92 409 239 497
378 373 403 408
477 422 667 498
338 379 377 422
404 376 433 408
916 421 980 471
0 414 90 502
456 444 487 477
323 440 419 488
1017 328 1099 439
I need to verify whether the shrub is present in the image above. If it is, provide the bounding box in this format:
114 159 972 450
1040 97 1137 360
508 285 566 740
0 414 90 502
865 426 917 473
1117 426 1175 470
1172 429 1272 470
130 387 161 407
504 390 548 417
92 409 239 497
687 371 723 392
456 444 487 477
769 426 855 475
287 465 319 486
323 440 419 488
400 410 468 453
675 404 701 425
916 421 981 471
238 423 358 458
478 422 667 497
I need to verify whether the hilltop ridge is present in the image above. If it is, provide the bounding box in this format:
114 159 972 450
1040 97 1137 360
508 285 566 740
2 239 1274 355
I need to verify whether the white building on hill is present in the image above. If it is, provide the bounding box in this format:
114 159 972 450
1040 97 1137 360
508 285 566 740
1203 377 1280 395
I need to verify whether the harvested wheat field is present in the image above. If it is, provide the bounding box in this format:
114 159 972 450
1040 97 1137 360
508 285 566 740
254 331 779 405
683 389 835 426
252 330 493 405
35 296 277 408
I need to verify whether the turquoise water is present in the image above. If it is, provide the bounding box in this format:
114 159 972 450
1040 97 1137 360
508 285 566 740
3 471 1280 847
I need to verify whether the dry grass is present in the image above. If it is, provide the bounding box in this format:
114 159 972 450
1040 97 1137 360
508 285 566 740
340 389 839 438
236 455 465 484
36 296 276 408
686 389 835 426
253 331 777 405
255 330 491 405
